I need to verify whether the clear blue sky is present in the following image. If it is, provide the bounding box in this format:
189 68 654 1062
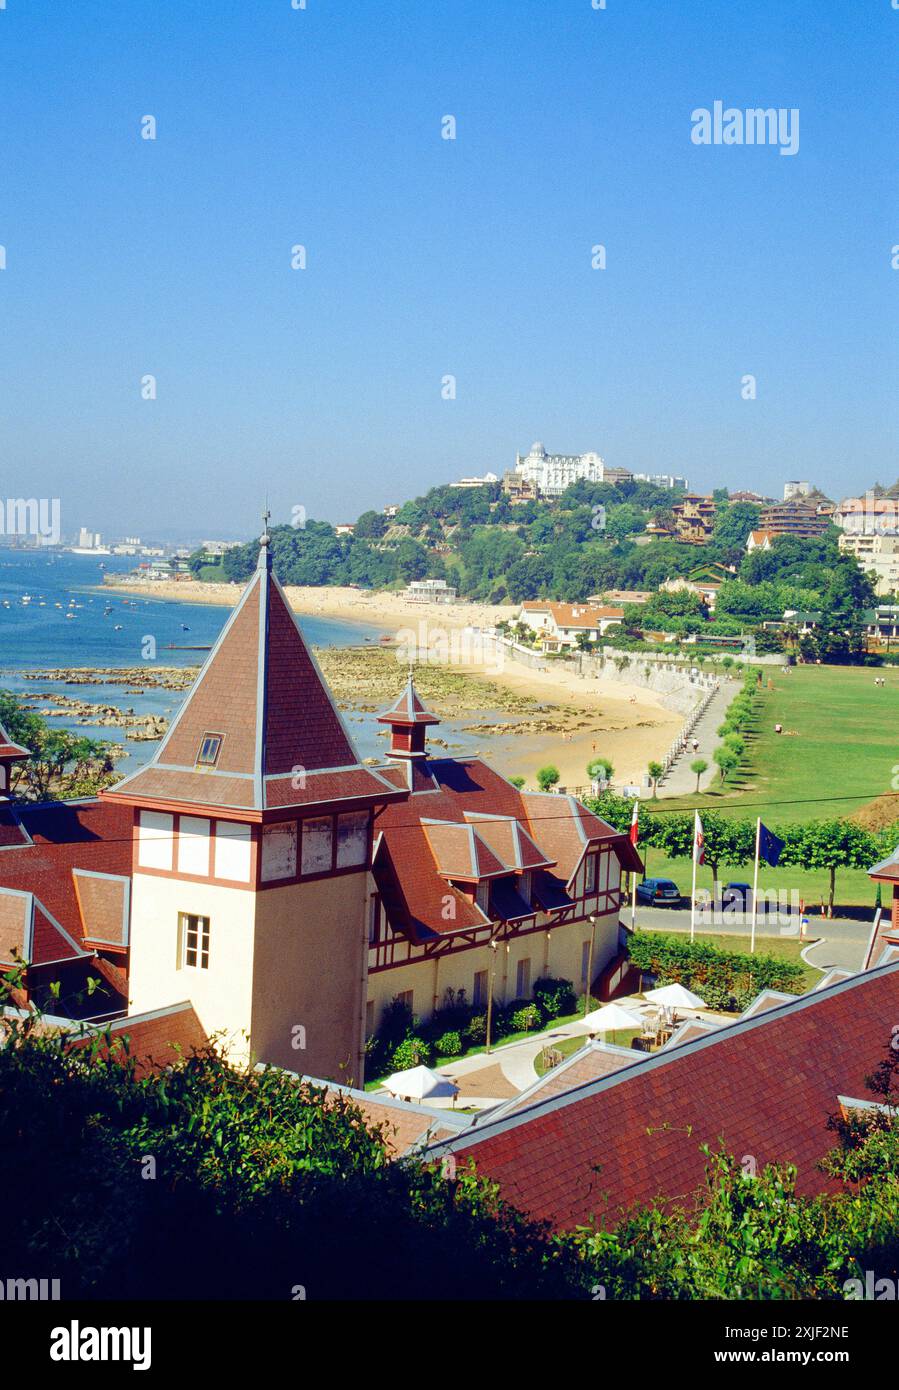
1 0 896 539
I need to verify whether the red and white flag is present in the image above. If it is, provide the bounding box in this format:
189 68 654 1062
693 810 705 865
629 800 639 847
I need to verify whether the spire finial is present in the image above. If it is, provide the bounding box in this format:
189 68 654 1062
258 505 272 571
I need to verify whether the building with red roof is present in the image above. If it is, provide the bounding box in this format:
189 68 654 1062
1 525 642 1083
425 960 899 1231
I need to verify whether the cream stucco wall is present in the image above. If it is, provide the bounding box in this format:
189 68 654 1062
128 872 256 1063
250 869 369 1084
365 909 619 1031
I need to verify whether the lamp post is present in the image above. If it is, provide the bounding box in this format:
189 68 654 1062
583 914 597 1017
486 939 497 1054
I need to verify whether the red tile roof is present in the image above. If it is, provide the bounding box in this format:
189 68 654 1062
426 962 899 1231
377 676 441 726
0 718 31 761
0 804 31 849
0 800 134 963
372 759 640 942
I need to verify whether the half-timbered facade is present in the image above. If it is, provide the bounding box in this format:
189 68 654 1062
0 532 641 1085
366 682 642 1031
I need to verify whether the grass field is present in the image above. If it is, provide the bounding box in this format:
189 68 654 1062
662 664 899 822
641 664 899 909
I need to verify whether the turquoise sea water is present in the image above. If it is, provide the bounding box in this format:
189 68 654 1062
0 549 391 770
0 550 505 775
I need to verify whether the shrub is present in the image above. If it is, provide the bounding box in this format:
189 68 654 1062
434 1031 463 1058
627 932 803 1004
465 1013 488 1046
391 1036 432 1071
533 976 577 1020
510 1005 542 1033
379 996 416 1046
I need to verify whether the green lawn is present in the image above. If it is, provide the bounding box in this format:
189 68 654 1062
641 664 899 909
661 664 899 824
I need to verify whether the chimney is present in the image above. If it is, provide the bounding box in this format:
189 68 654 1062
376 673 441 760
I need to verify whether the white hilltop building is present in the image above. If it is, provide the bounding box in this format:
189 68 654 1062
514 442 606 498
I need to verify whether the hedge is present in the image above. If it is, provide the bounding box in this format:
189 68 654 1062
627 932 804 1012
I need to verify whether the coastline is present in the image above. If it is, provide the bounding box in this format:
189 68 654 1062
100 577 683 785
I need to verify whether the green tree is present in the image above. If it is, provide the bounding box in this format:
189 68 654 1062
713 746 739 787
690 758 708 792
536 765 560 792
647 760 664 798
784 820 878 915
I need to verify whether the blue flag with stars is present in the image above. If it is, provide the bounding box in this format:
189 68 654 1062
759 821 785 867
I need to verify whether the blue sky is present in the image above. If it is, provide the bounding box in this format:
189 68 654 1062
1 0 896 539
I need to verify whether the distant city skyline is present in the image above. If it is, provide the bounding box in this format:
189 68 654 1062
2 1 896 538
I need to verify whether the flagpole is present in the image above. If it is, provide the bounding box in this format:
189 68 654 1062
691 810 698 943
750 817 761 950
631 870 637 931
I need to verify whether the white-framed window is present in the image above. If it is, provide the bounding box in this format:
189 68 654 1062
584 853 597 893
261 821 298 882
301 816 333 876
519 871 532 904
368 895 381 945
336 810 368 869
475 880 490 916
196 733 224 768
473 970 488 1008
179 912 210 970
516 957 531 999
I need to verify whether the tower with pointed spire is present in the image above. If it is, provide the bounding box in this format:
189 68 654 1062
104 522 407 1082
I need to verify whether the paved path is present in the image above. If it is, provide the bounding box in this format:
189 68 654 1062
658 680 740 796
409 914 872 1108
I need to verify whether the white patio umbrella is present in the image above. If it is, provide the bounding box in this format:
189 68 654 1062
382 1065 459 1101
643 983 706 1010
582 1002 644 1034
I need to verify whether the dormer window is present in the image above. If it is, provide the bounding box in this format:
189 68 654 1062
476 880 490 916
196 733 223 768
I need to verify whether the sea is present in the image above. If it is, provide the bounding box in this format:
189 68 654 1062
0 550 392 770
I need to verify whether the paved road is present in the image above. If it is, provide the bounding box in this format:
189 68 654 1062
630 902 871 971
658 680 741 796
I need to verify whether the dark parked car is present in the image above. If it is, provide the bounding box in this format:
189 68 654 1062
721 881 753 912
636 877 682 906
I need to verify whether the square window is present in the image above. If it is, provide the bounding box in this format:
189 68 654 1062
196 734 223 768
180 913 210 970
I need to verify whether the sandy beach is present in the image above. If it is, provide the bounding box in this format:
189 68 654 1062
104 577 683 786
